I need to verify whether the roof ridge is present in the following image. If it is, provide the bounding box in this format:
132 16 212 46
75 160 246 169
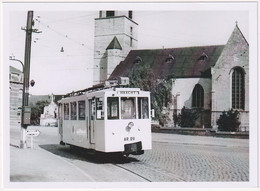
234 23 249 46
134 44 225 52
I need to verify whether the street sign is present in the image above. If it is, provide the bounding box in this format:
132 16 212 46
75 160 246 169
26 129 40 149
26 129 40 137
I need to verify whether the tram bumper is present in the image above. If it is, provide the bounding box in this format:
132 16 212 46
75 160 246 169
124 141 144 155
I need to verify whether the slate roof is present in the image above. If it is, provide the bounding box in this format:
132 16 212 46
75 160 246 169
109 45 225 80
106 36 122 50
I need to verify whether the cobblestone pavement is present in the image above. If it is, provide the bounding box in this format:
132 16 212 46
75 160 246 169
118 133 249 182
9 126 249 182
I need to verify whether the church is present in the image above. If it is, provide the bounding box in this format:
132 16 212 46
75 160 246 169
94 11 249 131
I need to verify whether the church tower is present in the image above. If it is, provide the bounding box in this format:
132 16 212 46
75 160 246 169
93 10 138 85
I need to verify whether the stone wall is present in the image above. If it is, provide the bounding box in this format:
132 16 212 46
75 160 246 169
94 16 138 84
211 25 249 129
171 78 212 110
168 78 212 127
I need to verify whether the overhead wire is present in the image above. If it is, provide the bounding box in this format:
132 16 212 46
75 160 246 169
43 12 98 24
35 18 94 51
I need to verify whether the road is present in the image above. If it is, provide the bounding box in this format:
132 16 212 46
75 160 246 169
9 126 249 182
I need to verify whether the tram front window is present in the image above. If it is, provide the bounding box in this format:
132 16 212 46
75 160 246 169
138 97 149 119
107 97 119 119
121 97 136 119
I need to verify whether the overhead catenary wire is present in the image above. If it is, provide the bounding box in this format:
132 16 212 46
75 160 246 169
35 18 94 51
36 12 196 49
34 12 212 54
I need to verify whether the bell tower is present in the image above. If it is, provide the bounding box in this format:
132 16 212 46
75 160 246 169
93 10 138 85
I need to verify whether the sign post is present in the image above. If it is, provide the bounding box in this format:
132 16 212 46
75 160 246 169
26 129 40 149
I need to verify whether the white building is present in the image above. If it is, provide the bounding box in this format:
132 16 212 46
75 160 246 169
40 94 58 126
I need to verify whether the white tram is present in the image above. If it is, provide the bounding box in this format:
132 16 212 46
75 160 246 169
58 83 152 156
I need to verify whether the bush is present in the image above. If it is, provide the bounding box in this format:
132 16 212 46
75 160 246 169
159 107 170 127
217 109 241 132
177 107 200 127
30 100 50 125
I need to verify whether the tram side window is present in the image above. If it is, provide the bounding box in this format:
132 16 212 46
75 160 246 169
70 102 77 120
121 97 136 119
107 97 119 120
96 98 104 120
138 97 149 119
78 101 85 120
64 103 69 120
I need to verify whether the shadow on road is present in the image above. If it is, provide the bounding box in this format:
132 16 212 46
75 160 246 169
39 144 139 164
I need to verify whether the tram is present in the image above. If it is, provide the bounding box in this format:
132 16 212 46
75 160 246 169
58 78 153 156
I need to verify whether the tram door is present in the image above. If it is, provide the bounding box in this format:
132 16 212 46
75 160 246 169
88 99 95 144
58 103 63 141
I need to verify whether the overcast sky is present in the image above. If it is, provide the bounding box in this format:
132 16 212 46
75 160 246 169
4 3 253 95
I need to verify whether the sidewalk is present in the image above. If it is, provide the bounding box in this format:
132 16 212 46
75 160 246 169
9 126 95 182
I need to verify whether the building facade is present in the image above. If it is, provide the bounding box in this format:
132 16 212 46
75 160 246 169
211 25 249 131
9 66 23 126
40 94 58 127
107 24 249 131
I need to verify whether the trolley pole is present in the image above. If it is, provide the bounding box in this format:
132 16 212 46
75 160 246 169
20 10 43 148
20 11 34 148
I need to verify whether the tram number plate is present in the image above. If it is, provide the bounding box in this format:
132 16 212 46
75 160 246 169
124 137 135 141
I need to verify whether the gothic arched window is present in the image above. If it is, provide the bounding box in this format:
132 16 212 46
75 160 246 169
192 84 204 108
232 67 245 110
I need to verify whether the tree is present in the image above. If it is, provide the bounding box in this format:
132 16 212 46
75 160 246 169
30 100 50 125
217 109 241 132
128 63 174 120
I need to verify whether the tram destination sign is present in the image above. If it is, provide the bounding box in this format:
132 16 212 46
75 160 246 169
117 90 139 95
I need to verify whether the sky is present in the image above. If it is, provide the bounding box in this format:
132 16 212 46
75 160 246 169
4 2 253 95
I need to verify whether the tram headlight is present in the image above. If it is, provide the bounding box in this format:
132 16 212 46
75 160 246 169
128 122 134 128
126 122 134 132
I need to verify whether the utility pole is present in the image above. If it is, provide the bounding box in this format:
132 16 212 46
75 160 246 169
20 10 41 149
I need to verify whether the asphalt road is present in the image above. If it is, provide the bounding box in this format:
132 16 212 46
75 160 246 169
9 126 249 182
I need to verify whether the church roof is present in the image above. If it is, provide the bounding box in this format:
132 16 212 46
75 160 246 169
106 36 122 50
226 23 249 47
109 45 225 80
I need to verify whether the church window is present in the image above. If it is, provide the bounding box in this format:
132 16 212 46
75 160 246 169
130 37 133 47
64 103 69 120
106 11 115 17
70 102 77 120
78 101 85 120
130 26 133 35
129 11 133 19
192 84 204 108
232 67 245 110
